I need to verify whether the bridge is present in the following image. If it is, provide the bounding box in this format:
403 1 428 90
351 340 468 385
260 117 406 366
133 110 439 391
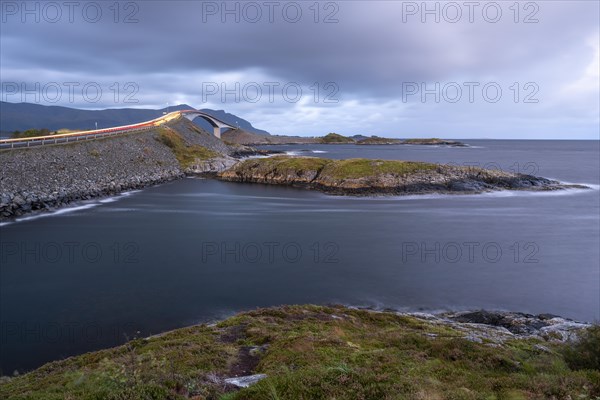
0 109 236 150
179 110 236 139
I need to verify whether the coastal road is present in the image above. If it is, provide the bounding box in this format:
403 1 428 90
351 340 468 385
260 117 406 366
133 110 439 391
0 109 234 150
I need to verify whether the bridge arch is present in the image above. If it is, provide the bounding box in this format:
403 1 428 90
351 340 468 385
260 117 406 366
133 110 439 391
180 110 236 139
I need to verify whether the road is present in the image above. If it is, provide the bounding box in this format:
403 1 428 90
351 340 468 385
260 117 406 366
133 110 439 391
0 111 182 150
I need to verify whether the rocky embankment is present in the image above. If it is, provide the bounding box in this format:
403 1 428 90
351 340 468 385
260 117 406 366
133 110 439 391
0 305 597 399
218 156 586 195
0 118 242 220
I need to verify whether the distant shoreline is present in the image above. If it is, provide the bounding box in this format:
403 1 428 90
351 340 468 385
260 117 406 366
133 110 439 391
222 130 470 146
0 119 592 221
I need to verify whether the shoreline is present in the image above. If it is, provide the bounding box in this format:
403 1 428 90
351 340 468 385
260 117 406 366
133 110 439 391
1 304 597 399
0 120 280 221
1 156 592 223
1 303 594 377
1 122 592 221
1 304 595 372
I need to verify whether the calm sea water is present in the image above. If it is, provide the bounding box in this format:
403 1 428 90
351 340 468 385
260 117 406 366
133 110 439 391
1 140 599 373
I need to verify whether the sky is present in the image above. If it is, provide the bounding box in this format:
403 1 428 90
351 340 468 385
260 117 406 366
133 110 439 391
1 0 599 138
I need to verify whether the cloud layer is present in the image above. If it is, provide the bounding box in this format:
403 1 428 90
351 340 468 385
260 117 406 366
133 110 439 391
1 1 598 138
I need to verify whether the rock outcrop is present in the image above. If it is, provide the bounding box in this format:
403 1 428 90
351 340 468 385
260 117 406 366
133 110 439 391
218 156 587 196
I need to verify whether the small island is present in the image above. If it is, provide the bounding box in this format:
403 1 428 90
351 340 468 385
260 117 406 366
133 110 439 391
356 136 403 145
218 156 585 195
402 138 467 147
221 130 469 147
356 136 466 146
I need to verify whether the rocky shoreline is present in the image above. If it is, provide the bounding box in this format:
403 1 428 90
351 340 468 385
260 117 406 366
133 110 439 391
0 120 280 221
0 125 588 221
218 156 587 196
366 307 592 343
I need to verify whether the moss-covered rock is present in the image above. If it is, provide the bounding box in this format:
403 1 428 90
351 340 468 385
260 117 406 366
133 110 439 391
218 156 584 195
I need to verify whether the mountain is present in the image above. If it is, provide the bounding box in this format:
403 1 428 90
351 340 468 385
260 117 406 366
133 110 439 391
0 102 270 137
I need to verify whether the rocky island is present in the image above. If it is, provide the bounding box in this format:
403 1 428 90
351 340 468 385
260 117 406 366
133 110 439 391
218 156 586 196
222 130 469 147
356 136 403 145
401 138 467 147
1 304 597 399
355 137 466 146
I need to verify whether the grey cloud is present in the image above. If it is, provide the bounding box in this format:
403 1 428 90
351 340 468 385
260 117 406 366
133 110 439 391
1 0 598 137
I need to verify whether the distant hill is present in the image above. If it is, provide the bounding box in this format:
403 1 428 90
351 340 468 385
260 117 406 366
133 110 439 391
0 102 270 138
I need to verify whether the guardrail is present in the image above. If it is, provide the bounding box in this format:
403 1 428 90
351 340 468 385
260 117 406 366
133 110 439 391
0 111 182 150
0 126 156 150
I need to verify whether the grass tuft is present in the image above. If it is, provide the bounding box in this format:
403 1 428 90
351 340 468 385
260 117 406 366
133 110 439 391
322 158 437 179
156 128 219 168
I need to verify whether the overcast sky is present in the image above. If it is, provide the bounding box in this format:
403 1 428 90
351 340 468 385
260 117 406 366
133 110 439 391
1 1 598 138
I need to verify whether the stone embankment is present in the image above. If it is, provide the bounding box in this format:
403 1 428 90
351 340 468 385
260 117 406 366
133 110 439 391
0 119 242 219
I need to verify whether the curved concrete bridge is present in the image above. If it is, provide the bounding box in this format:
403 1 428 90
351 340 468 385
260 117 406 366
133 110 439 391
179 110 236 139
0 109 236 150
179 110 237 139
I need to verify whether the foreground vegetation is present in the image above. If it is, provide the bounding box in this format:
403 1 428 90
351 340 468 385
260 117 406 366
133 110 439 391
1 305 598 400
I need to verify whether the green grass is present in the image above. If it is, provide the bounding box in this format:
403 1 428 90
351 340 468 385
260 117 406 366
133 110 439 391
1 305 598 400
156 128 219 168
247 156 330 172
321 158 438 179
563 325 600 371
227 157 439 181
